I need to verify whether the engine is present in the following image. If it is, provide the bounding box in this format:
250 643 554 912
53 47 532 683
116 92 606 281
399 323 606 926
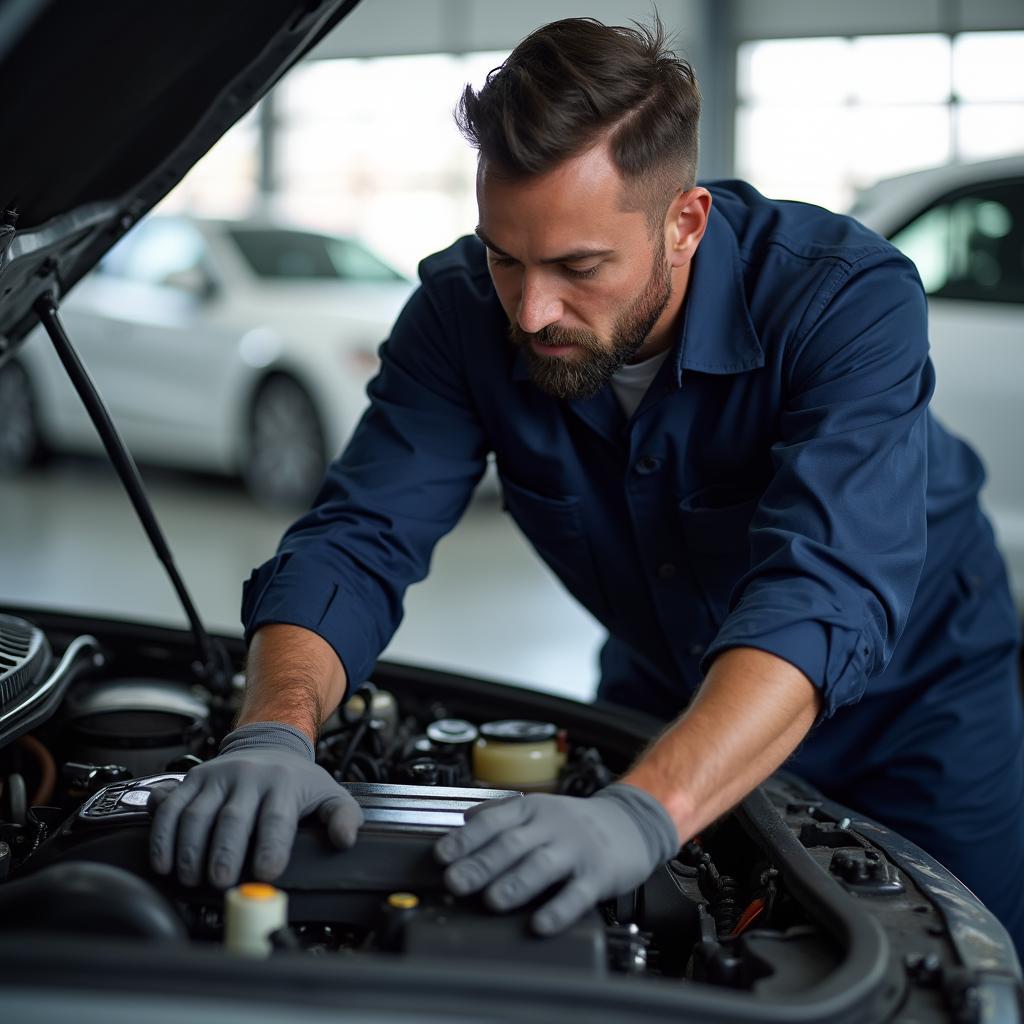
0 622 775 982
0 628 678 970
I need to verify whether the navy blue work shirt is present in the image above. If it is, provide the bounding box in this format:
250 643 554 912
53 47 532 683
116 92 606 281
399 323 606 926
242 180 994 724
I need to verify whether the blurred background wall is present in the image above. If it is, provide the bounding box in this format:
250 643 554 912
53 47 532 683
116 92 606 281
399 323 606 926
166 0 1024 271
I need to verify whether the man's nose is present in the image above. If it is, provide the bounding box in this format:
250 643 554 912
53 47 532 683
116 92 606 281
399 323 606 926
517 271 564 335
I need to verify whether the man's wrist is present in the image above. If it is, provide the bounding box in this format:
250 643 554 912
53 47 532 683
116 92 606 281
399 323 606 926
240 623 349 744
618 769 694 843
598 782 683 862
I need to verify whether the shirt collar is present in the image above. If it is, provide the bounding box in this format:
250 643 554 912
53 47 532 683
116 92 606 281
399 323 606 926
510 202 763 386
672 202 763 382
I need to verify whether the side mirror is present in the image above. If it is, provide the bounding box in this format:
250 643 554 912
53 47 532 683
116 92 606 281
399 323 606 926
162 265 218 302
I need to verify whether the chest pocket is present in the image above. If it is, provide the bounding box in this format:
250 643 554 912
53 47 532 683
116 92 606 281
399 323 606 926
679 491 759 626
499 475 614 627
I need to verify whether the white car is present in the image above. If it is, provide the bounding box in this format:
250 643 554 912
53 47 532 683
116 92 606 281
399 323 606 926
0 215 416 505
851 156 1024 605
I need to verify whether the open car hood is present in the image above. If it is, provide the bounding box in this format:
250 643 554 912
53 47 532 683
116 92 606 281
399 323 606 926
0 0 361 357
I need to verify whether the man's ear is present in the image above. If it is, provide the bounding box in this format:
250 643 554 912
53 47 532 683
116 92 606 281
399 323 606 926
667 187 712 269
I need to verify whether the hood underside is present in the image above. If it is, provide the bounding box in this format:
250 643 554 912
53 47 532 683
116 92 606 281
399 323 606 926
0 0 360 355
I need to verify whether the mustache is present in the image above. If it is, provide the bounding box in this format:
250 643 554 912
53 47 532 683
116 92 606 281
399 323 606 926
508 322 604 353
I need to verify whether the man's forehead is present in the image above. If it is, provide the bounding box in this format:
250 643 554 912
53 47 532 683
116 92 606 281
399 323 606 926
478 139 621 192
477 142 632 213
476 143 646 255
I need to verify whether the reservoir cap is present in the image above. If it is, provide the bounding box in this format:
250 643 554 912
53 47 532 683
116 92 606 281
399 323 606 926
426 719 479 745
479 720 557 744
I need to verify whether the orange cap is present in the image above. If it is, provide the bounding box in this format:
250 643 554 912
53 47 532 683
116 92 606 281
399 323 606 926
237 883 279 902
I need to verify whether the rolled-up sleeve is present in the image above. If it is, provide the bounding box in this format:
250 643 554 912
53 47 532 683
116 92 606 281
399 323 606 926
701 251 933 718
241 269 488 685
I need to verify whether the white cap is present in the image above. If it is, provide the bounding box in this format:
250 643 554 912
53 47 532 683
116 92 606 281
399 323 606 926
224 882 289 956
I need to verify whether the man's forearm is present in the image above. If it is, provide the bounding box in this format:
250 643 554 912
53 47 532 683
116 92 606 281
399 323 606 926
621 647 822 842
237 623 349 743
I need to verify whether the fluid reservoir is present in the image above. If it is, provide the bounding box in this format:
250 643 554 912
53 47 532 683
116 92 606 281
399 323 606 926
472 720 564 790
224 882 288 956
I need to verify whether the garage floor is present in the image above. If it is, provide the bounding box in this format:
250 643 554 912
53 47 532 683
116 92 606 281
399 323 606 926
0 458 603 702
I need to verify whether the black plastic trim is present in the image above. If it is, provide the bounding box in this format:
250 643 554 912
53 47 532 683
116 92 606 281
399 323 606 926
777 770 1023 983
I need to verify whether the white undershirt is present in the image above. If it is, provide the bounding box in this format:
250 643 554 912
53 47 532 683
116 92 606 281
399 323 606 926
610 349 672 418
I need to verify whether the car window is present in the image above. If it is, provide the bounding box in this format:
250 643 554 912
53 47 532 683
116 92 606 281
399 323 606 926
228 228 405 282
98 218 209 288
326 237 406 282
890 180 1024 304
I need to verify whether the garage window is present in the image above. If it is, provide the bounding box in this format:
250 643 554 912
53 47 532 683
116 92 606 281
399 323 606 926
737 31 1024 213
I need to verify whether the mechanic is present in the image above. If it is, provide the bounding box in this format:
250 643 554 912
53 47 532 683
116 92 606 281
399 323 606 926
149 17 1024 953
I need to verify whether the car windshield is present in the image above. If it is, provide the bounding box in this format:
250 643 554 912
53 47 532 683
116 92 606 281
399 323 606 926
227 228 407 282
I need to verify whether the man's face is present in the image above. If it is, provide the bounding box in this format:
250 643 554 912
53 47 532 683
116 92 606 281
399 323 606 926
476 142 682 401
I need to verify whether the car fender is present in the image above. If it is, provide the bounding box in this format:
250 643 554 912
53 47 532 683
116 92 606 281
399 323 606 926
234 327 374 464
231 354 338 473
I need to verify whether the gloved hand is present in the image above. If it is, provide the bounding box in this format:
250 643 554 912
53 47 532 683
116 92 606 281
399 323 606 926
435 783 680 934
148 721 364 888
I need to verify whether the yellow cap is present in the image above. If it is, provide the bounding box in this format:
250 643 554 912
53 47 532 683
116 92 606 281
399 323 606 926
237 883 279 902
387 891 419 910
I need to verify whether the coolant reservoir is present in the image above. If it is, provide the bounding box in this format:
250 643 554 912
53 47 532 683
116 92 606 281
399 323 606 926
472 720 564 790
224 882 288 955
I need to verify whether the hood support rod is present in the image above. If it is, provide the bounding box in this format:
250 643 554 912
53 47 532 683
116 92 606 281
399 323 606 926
33 294 233 696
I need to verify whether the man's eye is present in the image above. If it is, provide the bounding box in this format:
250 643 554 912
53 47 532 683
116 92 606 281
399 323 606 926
565 265 599 280
489 253 517 268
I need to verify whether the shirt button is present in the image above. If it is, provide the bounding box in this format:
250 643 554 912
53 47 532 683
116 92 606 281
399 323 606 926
657 562 677 580
688 643 705 657
635 456 662 475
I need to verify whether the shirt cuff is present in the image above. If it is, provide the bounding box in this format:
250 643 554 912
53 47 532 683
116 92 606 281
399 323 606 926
241 551 379 687
700 611 871 720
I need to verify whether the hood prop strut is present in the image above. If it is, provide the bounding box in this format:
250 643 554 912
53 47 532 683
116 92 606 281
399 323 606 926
33 293 233 696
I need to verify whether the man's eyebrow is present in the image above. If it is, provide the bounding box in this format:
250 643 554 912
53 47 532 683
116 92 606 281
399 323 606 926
475 227 511 258
475 227 614 264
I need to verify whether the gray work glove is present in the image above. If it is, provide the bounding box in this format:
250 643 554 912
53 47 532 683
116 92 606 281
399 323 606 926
435 783 679 934
148 721 364 888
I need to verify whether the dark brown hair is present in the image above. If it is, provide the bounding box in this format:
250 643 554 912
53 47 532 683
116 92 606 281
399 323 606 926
455 15 701 227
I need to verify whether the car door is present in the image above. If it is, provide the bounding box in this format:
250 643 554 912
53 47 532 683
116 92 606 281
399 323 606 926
59 217 240 467
888 179 1024 596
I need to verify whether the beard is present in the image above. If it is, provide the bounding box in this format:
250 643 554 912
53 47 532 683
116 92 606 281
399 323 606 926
508 240 673 401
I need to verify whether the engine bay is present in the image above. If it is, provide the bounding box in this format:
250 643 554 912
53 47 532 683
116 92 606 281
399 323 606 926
0 610 1018 1022
0 626 706 977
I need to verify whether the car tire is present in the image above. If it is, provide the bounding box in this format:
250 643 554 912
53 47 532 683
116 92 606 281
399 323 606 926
0 359 44 474
243 374 327 508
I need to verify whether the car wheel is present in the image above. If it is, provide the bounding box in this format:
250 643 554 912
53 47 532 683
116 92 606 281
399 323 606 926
243 374 327 507
0 359 44 473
